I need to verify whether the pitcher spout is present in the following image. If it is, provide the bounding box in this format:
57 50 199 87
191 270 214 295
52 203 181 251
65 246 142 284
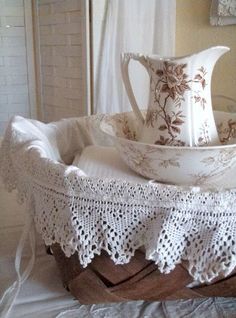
209 45 230 55
120 46 231 146
195 46 230 68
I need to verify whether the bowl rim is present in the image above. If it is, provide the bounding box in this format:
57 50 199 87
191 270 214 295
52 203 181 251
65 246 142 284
100 110 236 151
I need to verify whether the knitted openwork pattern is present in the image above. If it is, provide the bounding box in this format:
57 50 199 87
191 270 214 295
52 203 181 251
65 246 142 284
0 115 236 283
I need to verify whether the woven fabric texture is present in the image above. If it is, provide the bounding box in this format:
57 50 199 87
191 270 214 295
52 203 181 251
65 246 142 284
0 115 236 283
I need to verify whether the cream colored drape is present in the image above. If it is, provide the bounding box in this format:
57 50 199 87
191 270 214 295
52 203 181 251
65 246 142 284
94 0 176 114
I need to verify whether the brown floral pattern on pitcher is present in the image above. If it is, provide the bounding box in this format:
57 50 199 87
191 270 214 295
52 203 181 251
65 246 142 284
194 66 207 89
198 120 211 146
146 61 210 146
192 67 208 110
146 61 190 142
193 93 207 110
156 62 191 100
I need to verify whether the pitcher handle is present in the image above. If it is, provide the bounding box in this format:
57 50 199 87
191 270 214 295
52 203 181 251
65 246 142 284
120 53 147 126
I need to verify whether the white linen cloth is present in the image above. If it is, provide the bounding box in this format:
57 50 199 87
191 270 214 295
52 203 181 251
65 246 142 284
72 145 146 182
0 165 236 318
0 115 236 317
94 0 176 114
1 114 236 283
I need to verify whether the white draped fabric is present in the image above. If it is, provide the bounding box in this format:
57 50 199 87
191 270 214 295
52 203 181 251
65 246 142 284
94 0 176 114
1 114 236 316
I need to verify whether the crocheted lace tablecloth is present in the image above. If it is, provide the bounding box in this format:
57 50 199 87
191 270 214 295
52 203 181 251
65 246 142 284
0 115 236 284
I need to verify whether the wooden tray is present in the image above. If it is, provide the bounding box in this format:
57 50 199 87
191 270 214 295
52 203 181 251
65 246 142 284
50 244 236 304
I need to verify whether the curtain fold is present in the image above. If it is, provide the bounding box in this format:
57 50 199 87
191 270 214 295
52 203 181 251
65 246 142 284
94 0 176 114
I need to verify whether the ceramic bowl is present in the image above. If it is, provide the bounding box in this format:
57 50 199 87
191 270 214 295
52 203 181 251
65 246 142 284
100 110 236 186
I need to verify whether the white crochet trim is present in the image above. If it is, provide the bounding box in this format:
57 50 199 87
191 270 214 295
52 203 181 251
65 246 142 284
1 115 236 283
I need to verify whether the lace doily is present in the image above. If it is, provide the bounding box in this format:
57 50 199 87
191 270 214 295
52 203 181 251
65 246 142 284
0 115 236 283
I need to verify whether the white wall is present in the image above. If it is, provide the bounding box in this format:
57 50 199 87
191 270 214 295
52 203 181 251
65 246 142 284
36 0 89 122
176 0 236 103
91 0 107 104
0 0 32 134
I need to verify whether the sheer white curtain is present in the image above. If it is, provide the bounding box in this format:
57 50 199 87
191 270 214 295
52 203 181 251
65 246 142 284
94 0 176 114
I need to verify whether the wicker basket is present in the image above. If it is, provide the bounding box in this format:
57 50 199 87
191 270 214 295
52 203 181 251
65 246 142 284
50 244 236 304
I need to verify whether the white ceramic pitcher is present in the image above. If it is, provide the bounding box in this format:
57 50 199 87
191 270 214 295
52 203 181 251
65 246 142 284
121 46 230 146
